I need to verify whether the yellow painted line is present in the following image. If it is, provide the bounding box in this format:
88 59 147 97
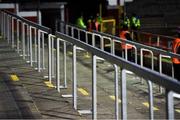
44 81 55 88
109 95 121 103
78 88 89 96
142 102 159 111
175 109 180 113
84 53 91 58
10 74 19 81
68 51 73 55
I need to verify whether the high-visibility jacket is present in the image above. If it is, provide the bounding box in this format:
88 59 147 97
172 38 180 64
76 17 86 29
119 30 133 50
131 16 141 29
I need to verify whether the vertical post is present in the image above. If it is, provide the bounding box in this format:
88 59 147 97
52 37 55 77
42 33 45 69
121 68 127 119
3 13 6 40
15 3 19 15
27 25 30 60
112 40 115 54
22 23 25 59
37 30 41 72
147 80 154 120
73 45 77 110
114 64 119 120
17 20 20 53
92 55 97 120
12 17 14 48
64 41 67 87
125 44 128 60
56 38 60 92
166 90 174 119
34 28 37 62
0 12 2 37
7 15 9 44
48 34 52 83
30 27 33 66
159 55 163 93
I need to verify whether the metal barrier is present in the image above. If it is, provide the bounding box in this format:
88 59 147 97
2 11 180 120
56 21 180 119
0 10 51 74
62 22 180 78
55 31 180 120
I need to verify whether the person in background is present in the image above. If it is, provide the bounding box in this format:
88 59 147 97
172 28 180 81
120 13 130 30
76 15 87 29
95 13 102 31
130 13 141 41
130 13 141 30
119 24 133 61
87 16 94 32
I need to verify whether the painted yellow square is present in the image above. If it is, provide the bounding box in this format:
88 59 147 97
44 81 55 88
10 75 19 81
142 102 159 111
175 109 180 113
109 95 121 103
78 88 89 96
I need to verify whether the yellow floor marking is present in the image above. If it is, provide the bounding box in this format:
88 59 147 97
109 95 121 103
142 102 159 111
44 81 55 88
68 51 73 55
175 109 180 113
78 88 89 96
84 53 91 58
10 74 19 81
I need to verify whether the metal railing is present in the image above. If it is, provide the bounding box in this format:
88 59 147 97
57 21 180 119
0 10 51 73
58 21 180 79
55 31 180 119
1 11 180 120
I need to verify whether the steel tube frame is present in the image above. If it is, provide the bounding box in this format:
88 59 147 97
140 48 154 119
114 64 119 120
63 41 67 88
17 20 20 53
30 26 33 66
11 17 14 48
37 29 41 72
56 38 60 92
48 34 52 83
92 54 97 120
121 68 127 119
73 44 77 110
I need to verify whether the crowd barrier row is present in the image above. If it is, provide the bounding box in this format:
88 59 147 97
1 10 180 120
